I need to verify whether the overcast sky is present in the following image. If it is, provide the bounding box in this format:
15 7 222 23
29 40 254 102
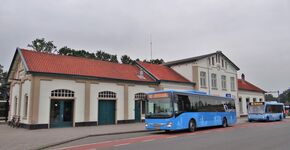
0 0 289 94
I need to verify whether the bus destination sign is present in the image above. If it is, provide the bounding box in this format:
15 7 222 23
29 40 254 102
148 93 169 99
249 102 264 106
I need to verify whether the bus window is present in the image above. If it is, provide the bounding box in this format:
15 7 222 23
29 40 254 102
189 95 199 112
265 105 283 113
176 95 190 113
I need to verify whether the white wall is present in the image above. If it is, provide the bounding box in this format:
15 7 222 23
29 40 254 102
90 82 124 122
128 85 155 120
238 90 265 115
171 62 195 82
161 82 193 91
19 80 31 124
10 83 20 118
38 79 85 124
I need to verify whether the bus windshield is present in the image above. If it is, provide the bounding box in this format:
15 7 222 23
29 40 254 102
248 105 265 114
146 98 173 118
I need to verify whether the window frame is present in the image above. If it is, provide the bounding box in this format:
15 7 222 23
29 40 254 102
211 73 217 90
200 71 207 88
221 75 227 90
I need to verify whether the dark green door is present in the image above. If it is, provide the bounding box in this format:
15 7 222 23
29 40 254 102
50 100 73 128
98 100 116 125
135 101 141 122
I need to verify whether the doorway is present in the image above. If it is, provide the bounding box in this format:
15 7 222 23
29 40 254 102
50 100 74 128
98 100 116 125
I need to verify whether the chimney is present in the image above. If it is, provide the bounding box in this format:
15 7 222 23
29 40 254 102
241 73 245 81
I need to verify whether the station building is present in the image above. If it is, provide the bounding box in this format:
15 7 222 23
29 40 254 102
8 48 256 129
237 74 266 116
7 48 193 129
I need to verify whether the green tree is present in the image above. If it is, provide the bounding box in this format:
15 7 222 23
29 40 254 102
142 59 164 64
28 38 57 53
0 64 8 99
265 94 276 101
121 55 133 64
59 47 118 63
109 55 119 63
279 89 290 104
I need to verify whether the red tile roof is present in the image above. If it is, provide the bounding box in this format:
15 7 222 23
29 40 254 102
238 79 265 93
137 61 191 83
21 49 154 82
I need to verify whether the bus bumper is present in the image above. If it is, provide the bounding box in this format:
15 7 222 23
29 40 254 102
145 119 176 131
248 114 267 121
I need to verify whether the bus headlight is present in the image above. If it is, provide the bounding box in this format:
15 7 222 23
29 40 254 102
167 122 173 128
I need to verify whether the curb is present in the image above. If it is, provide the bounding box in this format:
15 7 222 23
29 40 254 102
36 119 250 150
36 130 149 150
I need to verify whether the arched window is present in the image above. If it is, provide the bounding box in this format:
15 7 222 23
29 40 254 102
98 91 116 99
134 93 146 100
51 89 75 98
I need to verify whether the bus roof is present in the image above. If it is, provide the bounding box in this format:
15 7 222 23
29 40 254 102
264 101 284 105
146 90 234 100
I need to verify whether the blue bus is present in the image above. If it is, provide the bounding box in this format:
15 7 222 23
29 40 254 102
248 101 285 122
145 90 237 132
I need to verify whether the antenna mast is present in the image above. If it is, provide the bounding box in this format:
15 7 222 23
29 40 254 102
150 34 153 60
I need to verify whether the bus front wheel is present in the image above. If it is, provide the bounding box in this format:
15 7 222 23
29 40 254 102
188 120 196 132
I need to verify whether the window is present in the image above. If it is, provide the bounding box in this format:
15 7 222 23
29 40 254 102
225 62 228 69
253 98 257 102
230 77 236 91
23 94 28 118
134 93 146 100
134 93 146 114
200 71 207 88
51 89 74 98
222 59 224 68
259 98 263 102
98 91 116 99
14 97 17 115
208 58 211 66
211 73 217 89
221 75 227 90
212 57 215 65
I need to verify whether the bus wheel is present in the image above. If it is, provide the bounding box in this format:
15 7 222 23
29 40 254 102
188 120 196 132
279 115 283 121
222 118 228 128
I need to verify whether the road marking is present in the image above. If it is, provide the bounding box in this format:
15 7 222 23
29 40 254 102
114 143 131 147
57 140 113 150
166 136 178 139
142 139 155 142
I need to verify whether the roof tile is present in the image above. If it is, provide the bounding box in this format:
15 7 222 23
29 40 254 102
21 49 154 82
238 79 265 93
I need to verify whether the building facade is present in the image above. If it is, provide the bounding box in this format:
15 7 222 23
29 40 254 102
164 51 241 116
8 48 194 129
238 74 266 116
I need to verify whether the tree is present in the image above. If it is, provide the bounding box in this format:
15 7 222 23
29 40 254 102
28 38 57 53
58 47 119 63
279 89 290 104
121 55 133 64
142 59 165 64
265 94 276 101
109 55 119 63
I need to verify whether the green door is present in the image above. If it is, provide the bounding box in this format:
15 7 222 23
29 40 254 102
50 100 73 128
135 101 141 122
98 100 116 125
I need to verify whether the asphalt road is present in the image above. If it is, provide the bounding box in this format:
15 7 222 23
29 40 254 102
50 119 290 150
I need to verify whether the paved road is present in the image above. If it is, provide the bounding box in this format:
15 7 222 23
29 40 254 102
50 118 290 150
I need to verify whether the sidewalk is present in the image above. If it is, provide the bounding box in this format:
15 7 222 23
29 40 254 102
0 118 248 150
